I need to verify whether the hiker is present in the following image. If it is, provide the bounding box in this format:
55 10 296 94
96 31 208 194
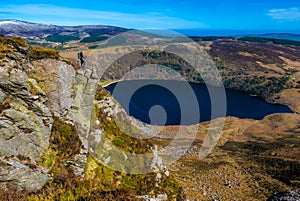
78 51 85 67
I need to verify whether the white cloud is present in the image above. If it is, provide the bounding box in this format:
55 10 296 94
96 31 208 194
267 7 300 20
0 4 208 29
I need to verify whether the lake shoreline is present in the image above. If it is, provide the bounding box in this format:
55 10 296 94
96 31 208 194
100 79 121 88
104 79 293 110
105 80 292 126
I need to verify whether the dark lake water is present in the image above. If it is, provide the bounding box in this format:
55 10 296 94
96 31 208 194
106 80 292 126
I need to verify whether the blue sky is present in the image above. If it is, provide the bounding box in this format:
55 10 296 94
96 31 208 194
0 0 300 30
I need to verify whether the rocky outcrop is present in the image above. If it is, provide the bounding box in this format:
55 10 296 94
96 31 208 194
267 190 300 201
0 58 52 189
0 101 51 160
95 95 161 139
65 68 99 176
0 36 105 191
0 40 79 190
0 156 49 191
29 59 76 117
0 59 54 159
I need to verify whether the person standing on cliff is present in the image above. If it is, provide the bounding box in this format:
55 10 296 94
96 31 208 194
78 51 85 67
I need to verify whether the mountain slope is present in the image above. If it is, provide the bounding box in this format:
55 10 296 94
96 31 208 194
0 36 183 200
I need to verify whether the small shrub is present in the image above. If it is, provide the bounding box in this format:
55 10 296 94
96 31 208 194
29 46 59 60
0 36 28 48
95 90 111 101
0 43 12 58
0 36 29 58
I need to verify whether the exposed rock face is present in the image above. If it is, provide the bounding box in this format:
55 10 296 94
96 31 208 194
0 63 52 189
0 89 6 102
30 59 76 117
267 190 300 201
0 57 54 161
0 101 51 160
0 42 79 190
0 36 104 191
66 68 99 176
0 156 49 191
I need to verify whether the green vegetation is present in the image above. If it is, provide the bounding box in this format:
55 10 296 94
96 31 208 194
38 117 81 170
99 79 118 87
149 51 160 59
106 36 126 46
141 51 183 71
81 28 128 44
27 41 51 47
102 49 202 83
87 29 126 36
161 62 183 71
88 30 111 36
26 117 143 200
224 76 289 98
84 155 182 199
25 91 182 200
94 91 151 154
52 45 65 51
92 90 183 198
88 45 99 49
96 36 127 48
80 35 108 43
238 36 300 46
46 33 80 43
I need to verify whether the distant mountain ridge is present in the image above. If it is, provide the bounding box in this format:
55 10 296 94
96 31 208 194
0 19 130 50
0 19 129 37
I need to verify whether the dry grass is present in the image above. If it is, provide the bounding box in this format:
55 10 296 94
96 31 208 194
0 184 28 201
159 114 300 200
29 46 59 60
